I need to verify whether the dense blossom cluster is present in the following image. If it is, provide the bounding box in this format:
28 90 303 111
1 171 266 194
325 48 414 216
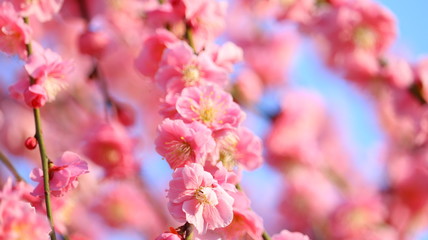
143 1 267 236
0 0 426 239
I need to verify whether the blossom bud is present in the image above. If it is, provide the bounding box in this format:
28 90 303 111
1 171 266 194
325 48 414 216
116 102 136 126
25 136 38 150
78 30 109 58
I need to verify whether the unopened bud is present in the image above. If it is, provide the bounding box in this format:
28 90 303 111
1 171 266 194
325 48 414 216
78 30 109 58
25 137 38 150
116 102 136 126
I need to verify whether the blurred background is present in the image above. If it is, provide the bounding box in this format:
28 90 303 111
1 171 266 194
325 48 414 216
1 0 428 239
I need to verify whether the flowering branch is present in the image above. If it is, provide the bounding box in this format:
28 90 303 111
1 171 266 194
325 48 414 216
23 16 57 240
0 150 24 182
88 65 115 121
181 20 273 240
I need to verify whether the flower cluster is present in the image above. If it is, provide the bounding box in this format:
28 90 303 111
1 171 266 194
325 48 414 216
139 0 276 238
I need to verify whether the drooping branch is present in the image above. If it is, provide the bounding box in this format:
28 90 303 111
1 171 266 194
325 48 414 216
0 150 24 182
23 16 57 240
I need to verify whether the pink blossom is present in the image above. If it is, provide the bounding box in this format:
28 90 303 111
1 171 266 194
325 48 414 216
213 127 263 171
314 0 396 55
25 83 48 108
8 0 64 22
9 79 48 108
83 123 138 178
10 46 73 108
0 199 50 240
240 30 298 86
234 127 263 170
379 56 413 88
328 193 387 239
144 0 184 29
275 0 316 25
0 2 32 58
155 118 216 169
0 178 36 205
272 230 310 240
265 90 327 167
386 151 428 214
234 68 263 105
176 85 245 131
376 87 428 147
280 167 340 230
91 181 162 235
167 163 234 234
155 232 182 240
135 29 179 78
310 0 396 81
78 30 110 59
182 0 227 51
204 42 243 73
341 48 380 82
0 178 50 240
30 151 89 197
220 191 264 239
155 42 228 94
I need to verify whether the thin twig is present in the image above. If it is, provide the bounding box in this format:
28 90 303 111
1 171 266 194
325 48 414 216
184 23 196 53
262 231 272 240
0 150 24 182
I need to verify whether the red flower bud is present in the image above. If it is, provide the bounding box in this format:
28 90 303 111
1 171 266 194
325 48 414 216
116 102 136 126
25 137 38 150
78 30 109 58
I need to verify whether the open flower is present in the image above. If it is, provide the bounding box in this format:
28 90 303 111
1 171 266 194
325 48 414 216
0 2 32 58
135 29 179 78
155 118 216 169
83 122 138 178
0 178 51 240
25 47 72 101
155 42 228 94
176 85 245 131
9 46 72 108
213 127 263 171
31 151 89 197
167 163 234 234
272 230 310 240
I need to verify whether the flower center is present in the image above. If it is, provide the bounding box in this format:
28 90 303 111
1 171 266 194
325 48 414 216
174 141 192 157
218 133 239 170
182 65 201 86
195 187 218 205
104 147 122 164
164 138 194 163
200 107 215 124
219 149 236 170
353 26 377 49
43 77 66 102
